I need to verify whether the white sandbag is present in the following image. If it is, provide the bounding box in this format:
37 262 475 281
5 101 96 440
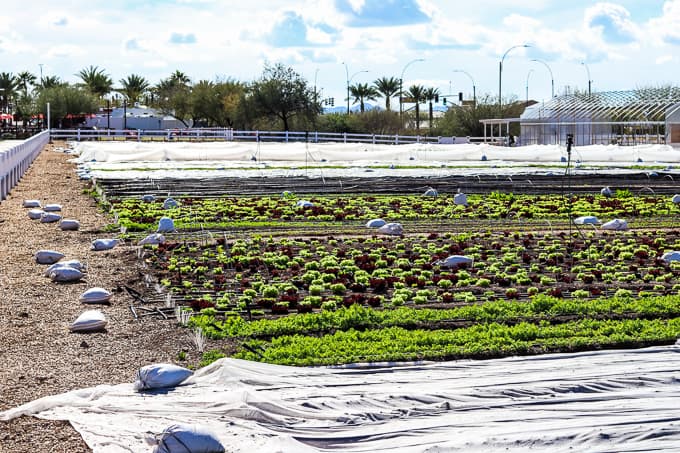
296 200 313 208
157 217 175 233
662 251 680 262
163 198 179 209
366 218 386 228
44 204 62 212
28 209 44 220
152 424 224 453
672 194 680 204
40 212 62 223
79 287 113 304
437 255 474 268
601 187 613 197
573 216 599 225
50 267 84 282
91 238 118 251
454 193 468 206
423 188 438 197
35 250 65 265
44 260 86 277
69 310 107 333
142 194 156 202
134 363 194 392
22 199 41 208
140 233 166 245
601 219 628 231
377 222 404 236
59 219 80 231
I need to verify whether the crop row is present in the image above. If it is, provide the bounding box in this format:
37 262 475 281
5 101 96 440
143 229 680 316
113 192 680 231
231 317 680 366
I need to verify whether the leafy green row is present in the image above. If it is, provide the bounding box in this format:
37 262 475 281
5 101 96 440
232 317 680 366
188 294 680 339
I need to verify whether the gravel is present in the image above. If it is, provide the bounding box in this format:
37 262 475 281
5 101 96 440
0 143 207 452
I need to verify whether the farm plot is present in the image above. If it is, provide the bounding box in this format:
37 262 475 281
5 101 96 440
137 227 680 365
112 192 680 232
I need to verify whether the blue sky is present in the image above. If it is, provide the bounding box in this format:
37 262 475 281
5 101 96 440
1 0 679 108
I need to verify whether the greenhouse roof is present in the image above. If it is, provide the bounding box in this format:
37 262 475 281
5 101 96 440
520 87 680 122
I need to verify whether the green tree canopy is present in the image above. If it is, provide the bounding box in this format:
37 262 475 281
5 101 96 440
349 82 379 113
77 65 113 99
245 62 320 131
35 84 98 128
373 76 400 111
118 74 150 104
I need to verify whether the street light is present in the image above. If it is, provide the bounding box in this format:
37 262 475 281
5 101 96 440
342 63 369 115
399 58 425 118
498 44 530 116
525 69 534 107
530 59 554 99
452 69 476 106
581 62 592 97
314 68 320 104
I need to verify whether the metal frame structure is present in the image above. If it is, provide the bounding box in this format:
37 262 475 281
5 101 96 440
520 87 680 146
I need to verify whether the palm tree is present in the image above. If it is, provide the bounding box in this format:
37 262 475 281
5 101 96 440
118 74 150 104
373 76 400 111
349 83 379 112
16 71 37 97
424 87 440 130
169 70 191 86
77 65 113 99
38 75 63 90
406 84 427 131
0 72 18 113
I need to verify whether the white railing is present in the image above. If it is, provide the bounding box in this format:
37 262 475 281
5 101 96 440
0 130 49 201
48 128 487 145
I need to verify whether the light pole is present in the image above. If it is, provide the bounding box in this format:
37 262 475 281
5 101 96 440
530 59 554 99
581 62 592 97
452 69 476 107
525 69 534 107
343 63 368 115
38 63 43 82
499 44 530 117
399 58 425 118
314 68 319 104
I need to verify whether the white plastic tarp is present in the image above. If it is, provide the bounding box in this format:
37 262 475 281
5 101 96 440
3 345 680 452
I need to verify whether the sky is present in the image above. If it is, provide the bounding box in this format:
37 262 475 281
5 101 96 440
1 0 679 108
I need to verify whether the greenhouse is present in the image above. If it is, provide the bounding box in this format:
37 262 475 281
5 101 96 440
519 87 680 146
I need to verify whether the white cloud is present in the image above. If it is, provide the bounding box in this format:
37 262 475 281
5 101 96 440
46 44 85 58
583 2 639 43
646 0 680 45
656 55 674 64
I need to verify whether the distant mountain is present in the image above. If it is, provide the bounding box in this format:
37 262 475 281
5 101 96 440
323 102 451 114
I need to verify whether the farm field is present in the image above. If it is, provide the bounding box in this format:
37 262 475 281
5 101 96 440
100 185 680 367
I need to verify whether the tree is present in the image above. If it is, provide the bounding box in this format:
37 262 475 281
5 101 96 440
16 71 37 98
0 72 18 113
153 71 192 126
246 62 320 131
37 75 63 91
35 84 98 128
373 76 400 111
77 65 113 99
118 74 149 104
406 84 427 131
191 78 246 127
438 94 525 137
349 83 379 113
424 87 440 130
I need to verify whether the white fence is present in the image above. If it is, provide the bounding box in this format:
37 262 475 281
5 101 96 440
48 128 486 145
0 131 49 201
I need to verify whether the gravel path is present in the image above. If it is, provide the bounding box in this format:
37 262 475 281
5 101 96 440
0 143 198 452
